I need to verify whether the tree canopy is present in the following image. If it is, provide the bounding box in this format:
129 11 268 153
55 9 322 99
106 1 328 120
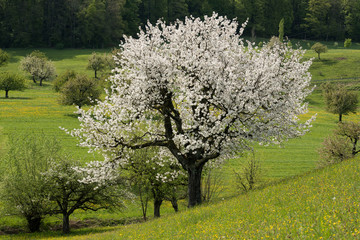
0 72 26 98
322 83 358 122
0 0 359 48
68 14 314 207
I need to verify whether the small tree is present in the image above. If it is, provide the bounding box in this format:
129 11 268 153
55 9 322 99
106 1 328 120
43 159 130 234
0 72 26 98
124 148 187 219
322 83 358 122
278 18 285 42
311 42 328 59
0 49 9 67
318 121 360 167
201 160 225 202
87 52 107 79
0 132 59 232
336 121 360 156
234 153 264 193
318 135 352 167
344 38 352 48
20 51 56 86
53 70 77 92
59 74 101 108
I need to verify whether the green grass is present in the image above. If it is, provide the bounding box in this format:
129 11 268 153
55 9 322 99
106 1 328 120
0 47 359 238
4 156 359 239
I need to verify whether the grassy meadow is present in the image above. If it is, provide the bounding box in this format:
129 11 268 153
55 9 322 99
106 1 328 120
0 44 359 239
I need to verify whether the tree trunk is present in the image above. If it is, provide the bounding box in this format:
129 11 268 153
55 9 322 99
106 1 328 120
171 196 179 212
40 78 43 86
32 76 37 83
352 139 358 156
62 213 70 234
339 113 342 122
5 90 9 98
153 198 163 218
187 164 204 207
26 215 42 232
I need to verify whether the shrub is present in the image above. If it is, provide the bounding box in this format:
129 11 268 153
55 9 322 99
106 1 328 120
318 121 360 167
53 70 77 92
344 38 352 48
234 153 264 193
59 74 101 108
0 49 9 67
0 132 60 232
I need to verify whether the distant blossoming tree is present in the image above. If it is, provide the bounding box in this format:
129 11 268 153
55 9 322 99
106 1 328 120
68 13 314 207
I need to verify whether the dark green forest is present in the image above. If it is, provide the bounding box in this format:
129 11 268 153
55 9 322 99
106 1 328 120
1 0 360 48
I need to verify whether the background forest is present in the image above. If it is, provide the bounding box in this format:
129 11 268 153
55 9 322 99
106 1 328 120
0 0 360 48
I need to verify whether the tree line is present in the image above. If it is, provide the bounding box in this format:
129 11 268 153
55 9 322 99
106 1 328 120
0 0 360 48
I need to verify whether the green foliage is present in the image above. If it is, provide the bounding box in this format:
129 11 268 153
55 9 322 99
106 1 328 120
278 18 285 42
0 132 60 232
0 72 26 98
124 148 187 219
318 121 360 167
318 135 352 167
0 49 9 67
311 42 328 60
42 158 129 234
344 38 352 48
59 74 101 108
53 70 77 92
335 121 360 156
322 83 358 122
29 50 47 60
1 0 360 49
86 52 108 79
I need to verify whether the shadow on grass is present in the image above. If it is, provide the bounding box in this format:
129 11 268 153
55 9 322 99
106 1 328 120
4 227 112 239
65 113 80 118
2 217 145 239
0 97 33 100
318 59 337 66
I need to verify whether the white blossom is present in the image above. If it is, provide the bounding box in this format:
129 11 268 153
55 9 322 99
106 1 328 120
67 13 314 182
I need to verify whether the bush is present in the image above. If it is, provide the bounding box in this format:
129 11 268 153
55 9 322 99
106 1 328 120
234 153 264 193
318 121 360 167
0 132 60 232
59 74 101 108
0 49 9 67
53 70 77 92
344 38 352 48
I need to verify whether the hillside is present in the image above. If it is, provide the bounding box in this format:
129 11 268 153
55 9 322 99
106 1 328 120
0 47 359 239
6 156 359 239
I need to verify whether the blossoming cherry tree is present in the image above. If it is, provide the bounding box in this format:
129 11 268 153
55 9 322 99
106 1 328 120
69 13 314 207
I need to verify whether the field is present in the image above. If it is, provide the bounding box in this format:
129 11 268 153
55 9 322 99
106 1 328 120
0 45 359 239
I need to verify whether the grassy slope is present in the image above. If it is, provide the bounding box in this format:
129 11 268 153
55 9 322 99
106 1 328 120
5 156 360 240
0 47 359 238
